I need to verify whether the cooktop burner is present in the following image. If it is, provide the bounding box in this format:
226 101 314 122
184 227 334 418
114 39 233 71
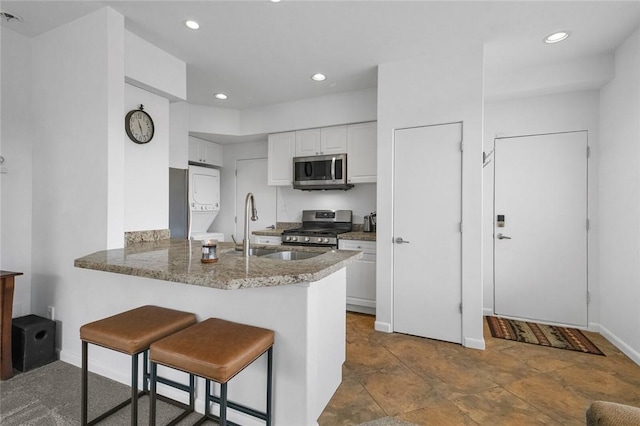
281 210 352 246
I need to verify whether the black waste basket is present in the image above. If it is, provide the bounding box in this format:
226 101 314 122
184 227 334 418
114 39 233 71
12 314 56 372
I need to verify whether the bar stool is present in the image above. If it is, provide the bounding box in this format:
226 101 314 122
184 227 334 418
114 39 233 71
149 318 275 426
80 305 197 426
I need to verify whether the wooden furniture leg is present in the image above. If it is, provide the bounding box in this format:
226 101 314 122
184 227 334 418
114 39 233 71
1 271 22 380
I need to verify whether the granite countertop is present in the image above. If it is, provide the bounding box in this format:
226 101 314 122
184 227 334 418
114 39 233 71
74 240 362 290
252 229 284 236
338 231 376 242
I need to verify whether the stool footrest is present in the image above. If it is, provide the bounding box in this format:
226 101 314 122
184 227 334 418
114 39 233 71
207 391 268 421
155 375 193 394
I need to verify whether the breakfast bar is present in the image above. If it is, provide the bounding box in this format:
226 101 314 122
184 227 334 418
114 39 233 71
74 240 361 425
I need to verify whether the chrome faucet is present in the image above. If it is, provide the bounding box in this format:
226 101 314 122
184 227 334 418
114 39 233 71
243 193 259 257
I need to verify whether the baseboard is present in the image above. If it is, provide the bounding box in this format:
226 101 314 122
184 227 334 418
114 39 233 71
599 325 640 366
463 336 485 350
483 307 494 316
59 350 265 426
374 321 392 333
346 304 376 315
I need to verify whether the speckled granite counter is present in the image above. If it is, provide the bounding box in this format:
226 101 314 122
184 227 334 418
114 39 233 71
339 231 376 241
74 240 361 290
252 229 284 237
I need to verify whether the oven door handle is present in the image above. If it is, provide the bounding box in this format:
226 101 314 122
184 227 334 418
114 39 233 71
331 156 336 181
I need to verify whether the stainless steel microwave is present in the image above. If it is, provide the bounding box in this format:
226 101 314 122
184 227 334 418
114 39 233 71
292 153 354 190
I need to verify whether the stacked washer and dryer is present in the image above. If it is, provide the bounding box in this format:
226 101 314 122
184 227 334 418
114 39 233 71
169 165 224 243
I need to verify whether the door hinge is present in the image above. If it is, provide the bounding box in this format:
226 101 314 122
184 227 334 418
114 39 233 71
459 222 463 233
586 146 591 158
460 141 464 152
459 303 463 314
586 219 590 231
234 216 237 224
235 169 238 176
587 291 591 304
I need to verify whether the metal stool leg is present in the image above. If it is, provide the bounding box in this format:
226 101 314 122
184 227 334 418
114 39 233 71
266 347 273 426
81 341 88 426
220 382 228 426
131 353 139 426
149 361 157 426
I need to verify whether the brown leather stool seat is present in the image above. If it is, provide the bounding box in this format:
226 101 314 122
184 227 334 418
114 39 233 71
80 305 197 426
149 318 275 426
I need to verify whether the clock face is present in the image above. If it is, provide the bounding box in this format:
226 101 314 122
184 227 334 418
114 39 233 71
125 109 154 144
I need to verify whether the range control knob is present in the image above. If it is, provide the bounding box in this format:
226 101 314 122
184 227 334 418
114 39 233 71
323 238 330 243
304 237 310 242
292 236 298 242
317 237 323 243
285 236 291 241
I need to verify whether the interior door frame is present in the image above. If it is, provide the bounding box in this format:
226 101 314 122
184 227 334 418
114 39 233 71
492 130 589 327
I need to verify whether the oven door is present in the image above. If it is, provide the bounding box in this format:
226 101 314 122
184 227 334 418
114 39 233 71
292 154 352 190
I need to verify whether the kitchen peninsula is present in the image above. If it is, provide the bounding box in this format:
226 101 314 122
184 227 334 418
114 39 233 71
75 240 361 425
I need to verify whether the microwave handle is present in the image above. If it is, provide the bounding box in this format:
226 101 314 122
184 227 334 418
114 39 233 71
331 156 336 181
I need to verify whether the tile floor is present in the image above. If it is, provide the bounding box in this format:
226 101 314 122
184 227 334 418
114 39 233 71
318 313 640 425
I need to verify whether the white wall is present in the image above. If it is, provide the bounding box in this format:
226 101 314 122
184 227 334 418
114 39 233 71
241 87 378 135
30 6 125 344
124 30 186 102
169 101 189 169
377 44 485 349
0 28 33 317
483 90 601 325
598 28 640 364
124 84 169 232
275 185 376 226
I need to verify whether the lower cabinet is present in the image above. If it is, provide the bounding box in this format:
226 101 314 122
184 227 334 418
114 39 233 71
338 239 376 315
253 235 282 245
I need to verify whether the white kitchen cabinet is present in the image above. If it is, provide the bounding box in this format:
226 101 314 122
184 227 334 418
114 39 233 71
347 122 377 183
189 137 223 167
268 132 295 186
338 239 376 314
295 126 347 156
253 235 282 245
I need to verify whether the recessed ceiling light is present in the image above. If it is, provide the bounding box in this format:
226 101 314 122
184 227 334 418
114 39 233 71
214 93 228 100
544 31 570 44
185 20 200 30
270 0 281 2
311 73 326 82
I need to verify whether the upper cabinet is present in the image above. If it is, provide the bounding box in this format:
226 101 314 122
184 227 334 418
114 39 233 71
347 122 377 184
295 126 347 156
189 137 223 167
268 131 295 186
268 122 376 186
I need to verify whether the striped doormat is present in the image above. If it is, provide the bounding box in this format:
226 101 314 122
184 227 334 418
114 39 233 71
486 316 604 356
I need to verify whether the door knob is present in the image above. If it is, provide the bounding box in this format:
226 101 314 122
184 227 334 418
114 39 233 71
394 237 410 244
496 233 512 240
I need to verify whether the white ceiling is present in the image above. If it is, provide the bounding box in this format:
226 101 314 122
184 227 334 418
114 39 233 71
2 1 640 111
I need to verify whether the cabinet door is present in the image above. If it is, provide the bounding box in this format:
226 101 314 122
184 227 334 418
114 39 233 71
295 129 321 156
268 132 295 186
188 138 202 163
321 126 347 154
347 122 377 184
202 141 223 167
338 239 376 312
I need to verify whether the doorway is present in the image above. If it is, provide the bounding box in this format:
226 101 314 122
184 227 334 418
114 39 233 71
235 158 277 242
393 122 463 344
493 131 588 326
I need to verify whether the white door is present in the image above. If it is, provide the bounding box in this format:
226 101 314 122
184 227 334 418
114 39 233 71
393 123 462 344
494 131 588 326
235 158 277 243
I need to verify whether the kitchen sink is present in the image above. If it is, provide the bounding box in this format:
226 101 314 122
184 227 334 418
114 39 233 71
231 247 322 260
259 251 322 261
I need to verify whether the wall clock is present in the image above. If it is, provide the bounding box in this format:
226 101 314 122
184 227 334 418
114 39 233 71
125 104 154 144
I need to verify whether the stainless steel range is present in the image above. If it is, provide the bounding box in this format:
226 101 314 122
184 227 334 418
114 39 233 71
282 210 352 247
